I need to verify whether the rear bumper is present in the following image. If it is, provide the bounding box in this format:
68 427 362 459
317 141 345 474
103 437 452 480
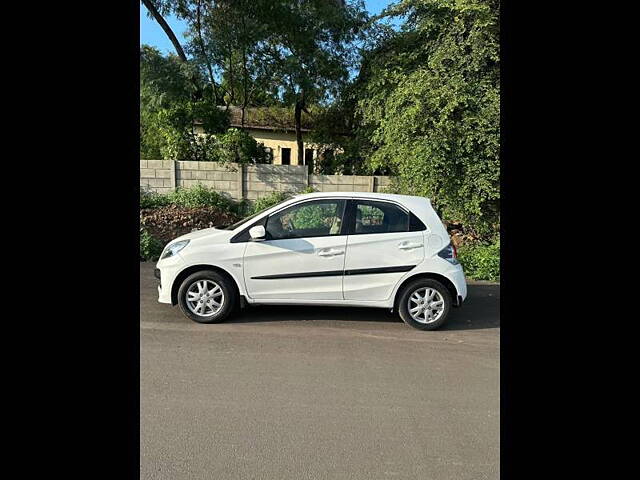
448 266 467 306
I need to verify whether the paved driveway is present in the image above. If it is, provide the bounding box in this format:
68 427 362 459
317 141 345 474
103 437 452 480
140 262 499 480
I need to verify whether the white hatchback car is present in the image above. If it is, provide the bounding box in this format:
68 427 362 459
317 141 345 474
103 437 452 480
155 192 467 330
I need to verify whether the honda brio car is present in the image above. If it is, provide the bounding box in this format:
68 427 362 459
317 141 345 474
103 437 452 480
155 192 467 330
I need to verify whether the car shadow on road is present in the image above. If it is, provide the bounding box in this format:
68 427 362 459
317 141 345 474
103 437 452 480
230 285 500 331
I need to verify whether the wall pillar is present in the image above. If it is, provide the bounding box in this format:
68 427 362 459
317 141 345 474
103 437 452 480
170 160 177 191
304 165 310 188
238 164 246 201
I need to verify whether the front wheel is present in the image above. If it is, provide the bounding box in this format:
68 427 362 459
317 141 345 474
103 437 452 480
398 279 452 330
177 270 236 324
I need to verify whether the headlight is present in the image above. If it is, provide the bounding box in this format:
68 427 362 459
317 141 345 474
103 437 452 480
161 240 190 259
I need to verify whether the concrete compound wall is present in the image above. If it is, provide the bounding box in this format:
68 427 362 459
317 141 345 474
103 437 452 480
140 160 392 201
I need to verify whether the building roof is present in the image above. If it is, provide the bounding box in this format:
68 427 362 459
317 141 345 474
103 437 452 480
221 105 313 133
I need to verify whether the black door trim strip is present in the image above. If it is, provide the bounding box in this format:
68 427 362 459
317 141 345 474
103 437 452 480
251 270 343 280
251 265 415 280
345 265 416 276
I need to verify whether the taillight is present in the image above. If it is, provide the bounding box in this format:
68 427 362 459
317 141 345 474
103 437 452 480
437 243 459 265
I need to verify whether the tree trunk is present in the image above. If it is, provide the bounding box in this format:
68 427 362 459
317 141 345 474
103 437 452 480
141 0 202 100
295 93 313 173
295 99 304 167
141 0 188 62
195 0 221 104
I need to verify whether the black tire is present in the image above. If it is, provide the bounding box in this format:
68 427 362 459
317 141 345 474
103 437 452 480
397 278 452 330
177 270 237 324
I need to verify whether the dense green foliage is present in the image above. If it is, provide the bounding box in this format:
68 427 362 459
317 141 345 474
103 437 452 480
140 185 316 216
140 45 195 159
457 237 500 281
140 226 164 261
246 186 317 216
357 0 499 238
140 189 172 209
217 128 271 165
247 192 291 216
140 184 232 210
153 99 229 161
167 184 233 209
140 46 270 163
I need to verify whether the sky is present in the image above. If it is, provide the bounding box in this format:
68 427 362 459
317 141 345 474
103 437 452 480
140 0 398 54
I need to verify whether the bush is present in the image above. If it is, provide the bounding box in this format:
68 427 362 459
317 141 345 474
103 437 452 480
168 184 233 210
248 191 290 215
246 187 316 215
140 226 164 261
140 189 171 209
218 128 271 165
457 237 500 282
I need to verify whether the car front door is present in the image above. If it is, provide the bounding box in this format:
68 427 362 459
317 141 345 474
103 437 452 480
342 199 425 301
243 198 348 300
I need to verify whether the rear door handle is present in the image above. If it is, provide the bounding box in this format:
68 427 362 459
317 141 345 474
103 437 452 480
398 242 423 250
318 249 344 257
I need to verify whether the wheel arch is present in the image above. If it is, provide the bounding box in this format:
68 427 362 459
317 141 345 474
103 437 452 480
171 264 242 306
393 272 460 312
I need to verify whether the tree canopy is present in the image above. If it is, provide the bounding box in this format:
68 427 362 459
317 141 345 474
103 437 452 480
356 0 500 237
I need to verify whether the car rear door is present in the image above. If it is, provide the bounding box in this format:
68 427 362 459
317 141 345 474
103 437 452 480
243 198 348 300
342 199 425 301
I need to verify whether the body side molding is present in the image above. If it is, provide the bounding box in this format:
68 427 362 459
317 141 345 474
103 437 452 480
251 265 415 280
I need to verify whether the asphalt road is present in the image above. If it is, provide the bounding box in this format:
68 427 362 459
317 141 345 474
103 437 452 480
140 262 499 480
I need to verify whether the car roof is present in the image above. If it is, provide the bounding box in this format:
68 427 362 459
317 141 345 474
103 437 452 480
293 191 430 203
292 191 431 213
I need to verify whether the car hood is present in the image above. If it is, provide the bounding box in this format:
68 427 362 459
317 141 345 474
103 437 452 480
172 227 234 243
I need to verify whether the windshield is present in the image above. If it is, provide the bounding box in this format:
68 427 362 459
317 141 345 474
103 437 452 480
216 199 291 231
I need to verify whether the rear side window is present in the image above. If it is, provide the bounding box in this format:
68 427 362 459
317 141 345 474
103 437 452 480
352 200 409 234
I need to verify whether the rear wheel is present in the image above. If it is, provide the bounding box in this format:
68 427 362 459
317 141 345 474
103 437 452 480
177 270 236 324
398 279 452 330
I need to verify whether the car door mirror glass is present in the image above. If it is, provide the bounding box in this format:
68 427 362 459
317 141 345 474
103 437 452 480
249 225 266 240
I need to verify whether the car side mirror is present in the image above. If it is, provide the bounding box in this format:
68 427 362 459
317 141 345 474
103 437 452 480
249 225 266 241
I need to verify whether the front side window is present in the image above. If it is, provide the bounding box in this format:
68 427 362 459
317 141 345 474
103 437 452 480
266 200 346 240
353 200 409 234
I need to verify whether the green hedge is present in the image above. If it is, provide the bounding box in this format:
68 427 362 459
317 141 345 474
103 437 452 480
140 185 234 211
140 226 164 261
457 238 500 282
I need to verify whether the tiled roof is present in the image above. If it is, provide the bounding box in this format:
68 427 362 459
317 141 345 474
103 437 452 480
221 105 313 132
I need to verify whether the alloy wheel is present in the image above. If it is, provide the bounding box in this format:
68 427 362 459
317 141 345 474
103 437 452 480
407 287 445 324
185 280 224 317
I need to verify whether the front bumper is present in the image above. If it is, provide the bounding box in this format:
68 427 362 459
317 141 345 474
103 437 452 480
155 254 186 304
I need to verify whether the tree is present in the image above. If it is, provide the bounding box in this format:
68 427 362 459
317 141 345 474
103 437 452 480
182 0 280 118
140 45 195 158
257 0 368 168
141 0 205 100
357 0 500 239
140 45 230 160
143 1 368 169
306 81 376 175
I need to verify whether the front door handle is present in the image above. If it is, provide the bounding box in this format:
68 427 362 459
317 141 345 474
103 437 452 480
318 249 344 257
398 242 423 250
